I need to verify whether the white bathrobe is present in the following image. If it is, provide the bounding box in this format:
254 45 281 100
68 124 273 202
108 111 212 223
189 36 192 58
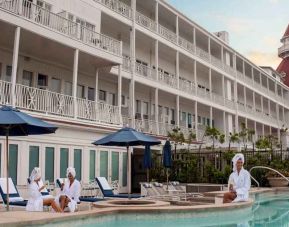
228 168 251 202
26 181 43 212
62 179 81 203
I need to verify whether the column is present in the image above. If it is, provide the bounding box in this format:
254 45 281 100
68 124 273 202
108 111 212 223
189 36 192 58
223 111 227 138
194 101 198 140
221 46 224 63
72 49 79 118
269 126 272 135
209 106 213 127
155 0 158 27
261 96 263 113
155 40 159 81
245 118 248 128
129 80 135 127
155 88 159 134
262 124 265 137
268 100 271 116
194 60 197 92
176 95 180 127
209 68 212 99
193 27 196 53
118 65 122 119
253 92 256 110
11 27 21 107
244 86 246 110
130 2 136 128
176 51 179 89
251 67 254 85
254 121 258 140
176 15 179 43
267 77 269 91
95 68 99 101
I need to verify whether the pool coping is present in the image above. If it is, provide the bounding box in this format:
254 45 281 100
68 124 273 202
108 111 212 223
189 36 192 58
1 187 287 226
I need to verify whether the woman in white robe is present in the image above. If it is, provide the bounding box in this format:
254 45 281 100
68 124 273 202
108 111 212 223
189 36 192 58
26 167 62 212
58 167 81 212
223 154 251 203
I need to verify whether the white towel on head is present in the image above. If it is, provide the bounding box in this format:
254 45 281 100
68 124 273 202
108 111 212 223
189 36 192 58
29 167 41 182
232 153 245 172
66 167 76 178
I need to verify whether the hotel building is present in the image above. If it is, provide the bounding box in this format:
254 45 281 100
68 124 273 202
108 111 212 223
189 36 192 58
0 0 288 193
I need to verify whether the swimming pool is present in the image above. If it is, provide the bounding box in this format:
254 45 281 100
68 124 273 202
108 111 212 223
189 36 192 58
39 193 289 227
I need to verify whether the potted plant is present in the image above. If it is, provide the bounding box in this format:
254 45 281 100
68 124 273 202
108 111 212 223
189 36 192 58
266 169 289 187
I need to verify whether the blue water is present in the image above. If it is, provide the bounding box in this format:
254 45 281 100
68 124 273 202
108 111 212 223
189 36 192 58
41 193 289 227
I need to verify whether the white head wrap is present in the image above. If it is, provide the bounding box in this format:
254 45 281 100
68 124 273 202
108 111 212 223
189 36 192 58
66 167 76 178
29 167 41 183
232 153 245 172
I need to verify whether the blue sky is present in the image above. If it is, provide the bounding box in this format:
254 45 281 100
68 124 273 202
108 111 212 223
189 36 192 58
168 0 289 68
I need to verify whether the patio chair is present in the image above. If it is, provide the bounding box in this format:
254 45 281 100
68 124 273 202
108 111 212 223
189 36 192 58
56 178 104 202
140 182 158 197
0 178 27 207
95 177 142 198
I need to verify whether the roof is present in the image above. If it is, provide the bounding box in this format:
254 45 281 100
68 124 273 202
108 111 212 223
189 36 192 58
283 24 289 39
276 58 289 86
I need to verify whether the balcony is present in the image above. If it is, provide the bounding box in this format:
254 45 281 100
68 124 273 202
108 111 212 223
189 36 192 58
158 71 178 89
0 0 122 57
135 11 157 32
278 44 289 58
158 24 177 43
135 62 157 81
0 80 122 125
179 78 195 95
95 0 132 19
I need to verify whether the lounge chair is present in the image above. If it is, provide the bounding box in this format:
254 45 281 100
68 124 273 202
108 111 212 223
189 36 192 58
0 178 27 207
56 178 104 202
95 177 142 198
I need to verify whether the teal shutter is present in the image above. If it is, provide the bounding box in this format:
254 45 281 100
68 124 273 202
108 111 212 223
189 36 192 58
9 144 18 185
122 152 127 187
0 144 1 176
89 150 96 181
99 151 108 179
29 146 39 175
111 152 119 181
74 149 82 181
45 147 54 182
60 148 69 178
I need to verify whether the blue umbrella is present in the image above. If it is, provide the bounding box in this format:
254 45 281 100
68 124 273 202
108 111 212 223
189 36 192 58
93 127 161 194
163 140 172 189
0 105 58 210
143 145 152 182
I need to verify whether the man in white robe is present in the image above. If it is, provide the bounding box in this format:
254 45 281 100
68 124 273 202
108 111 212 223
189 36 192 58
223 153 251 203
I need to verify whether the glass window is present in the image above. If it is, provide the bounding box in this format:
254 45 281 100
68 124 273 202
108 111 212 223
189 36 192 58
207 118 210 126
188 113 192 126
170 109 175 122
45 147 54 182
51 78 61 93
122 153 127 187
111 152 119 181
136 100 141 113
29 146 39 175
88 87 95 101
64 82 72 96
108 93 116 105
202 117 206 125
77 85 85 99
165 107 169 115
143 102 148 115
121 95 126 106
9 144 18 184
198 116 201 124
74 149 82 181
37 74 48 87
5 65 12 82
99 151 108 179
99 90 106 101
22 70 33 87
60 148 69 178
182 112 186 121
89 150 96 181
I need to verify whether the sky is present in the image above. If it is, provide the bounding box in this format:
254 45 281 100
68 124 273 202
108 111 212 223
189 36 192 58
167 0 289 69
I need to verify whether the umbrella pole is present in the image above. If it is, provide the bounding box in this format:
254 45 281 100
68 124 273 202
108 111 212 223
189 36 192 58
146 169 149 183
126 146 131 199
166 168 168 191
6 132 9 211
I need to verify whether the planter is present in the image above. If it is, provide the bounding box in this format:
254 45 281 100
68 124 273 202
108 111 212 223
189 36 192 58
267 177 289 187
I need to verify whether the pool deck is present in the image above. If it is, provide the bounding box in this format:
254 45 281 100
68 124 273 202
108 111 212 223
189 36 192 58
0 187 286 227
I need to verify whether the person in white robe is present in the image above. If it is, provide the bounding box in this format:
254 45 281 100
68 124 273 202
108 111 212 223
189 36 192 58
223 153 251 203
57 167 81 212
26 167 62 212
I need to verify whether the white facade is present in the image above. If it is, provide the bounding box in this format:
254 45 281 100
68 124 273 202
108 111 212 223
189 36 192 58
0 0 288 193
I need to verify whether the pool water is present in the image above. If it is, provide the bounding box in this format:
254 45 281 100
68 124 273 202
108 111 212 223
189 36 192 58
41 193 289 227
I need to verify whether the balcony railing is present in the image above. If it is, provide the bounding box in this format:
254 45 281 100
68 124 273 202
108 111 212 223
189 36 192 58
0 0 122 57
158 71 178 88
135 62 157 81
179 78 195 94
195 46 210 62
1 80 122 125
122 57 131 72
158 24 177 43
178 37 195 54
135 11 157 32
95 0 132 19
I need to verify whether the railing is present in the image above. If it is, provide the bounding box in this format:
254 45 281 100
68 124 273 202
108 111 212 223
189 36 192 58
0 80 12 105
0 0 122 57
135 118 158 135
178 37 195 54
135 62 157 80
158 24 177 43
179 78 195 94
158 122 174 136
135 11 157 32
158 71 178 88
211 55 223 70
122 57 131 72
195 46 210 62
95 0 132 19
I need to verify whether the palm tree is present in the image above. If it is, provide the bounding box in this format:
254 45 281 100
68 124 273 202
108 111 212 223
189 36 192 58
205 126 225 151
168 127 185 155
228 132 239 151
186 129 196 151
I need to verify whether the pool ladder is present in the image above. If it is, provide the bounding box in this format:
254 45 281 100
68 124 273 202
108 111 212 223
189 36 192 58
249 166 289 188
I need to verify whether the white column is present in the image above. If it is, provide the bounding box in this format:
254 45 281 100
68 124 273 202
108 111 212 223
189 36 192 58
208 37 211 62
82 147 89 184
194 60 197 92
72 49 79 118
244 86 246 109
176 51 179 89
223 111 227 138
221 46 224 63
254 121 258 140
210 106 213 127
155 88 159 134
269 126 272 135
251 67 254 85
11 27 21 107
193 27 196 52
267 77 269 91
245 118 248 128
253 92 256 110
118 65 122 118
261 96 263 113
129 80 135 127
155 0 158 27
95 68 99 101
262 124 265 137
268 100 271 116
209 68 212 99
155 40 159 81
176 15 179 43
176 95 180 127
222 75 225 97
195 101 198 140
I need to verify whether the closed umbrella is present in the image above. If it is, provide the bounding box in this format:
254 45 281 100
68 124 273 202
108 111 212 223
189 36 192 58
0 105 58 210
92 127 161 195
143 145 152 182
163 140 172 190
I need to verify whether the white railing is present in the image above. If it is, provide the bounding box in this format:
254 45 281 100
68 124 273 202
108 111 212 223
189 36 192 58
223 64 235 75
211 55 223 70
196 87 211 100
158 24 177 43
135 62 157 80
195 46 210 62
122 57 131 72
158 71 178 88
135 118 158 135
179 78 195 94
135 11 157 32
0 80 12 105
158 122 174 136
211 93 225 106
0 0 121 57
225 99 235 109
178 37 195 54
95 0 132 19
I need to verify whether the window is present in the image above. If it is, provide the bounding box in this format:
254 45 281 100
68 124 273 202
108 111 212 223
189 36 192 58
100 151 108 179
5 65 12 82
122 153 127 187
207 118 210 126
198 116 201 124
121 95 126 106
9 144 18 184
22 70 33 87
202 117 206 125
188 113 192 127
99 90 106 101
37 0 51 10
51 78 61 93
136 100 141 113
37 74 48 88
76 17 95 31
60 148 69 178
89 150 96 180
111 152 119 181
45 147 54 182
77 85 85 99
88 87 95 101
74 149 82 181
64 82 72 96
143 102 148 115
29 146 39 175
108 93 116 105
170 109 175 123
182 112 186 122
